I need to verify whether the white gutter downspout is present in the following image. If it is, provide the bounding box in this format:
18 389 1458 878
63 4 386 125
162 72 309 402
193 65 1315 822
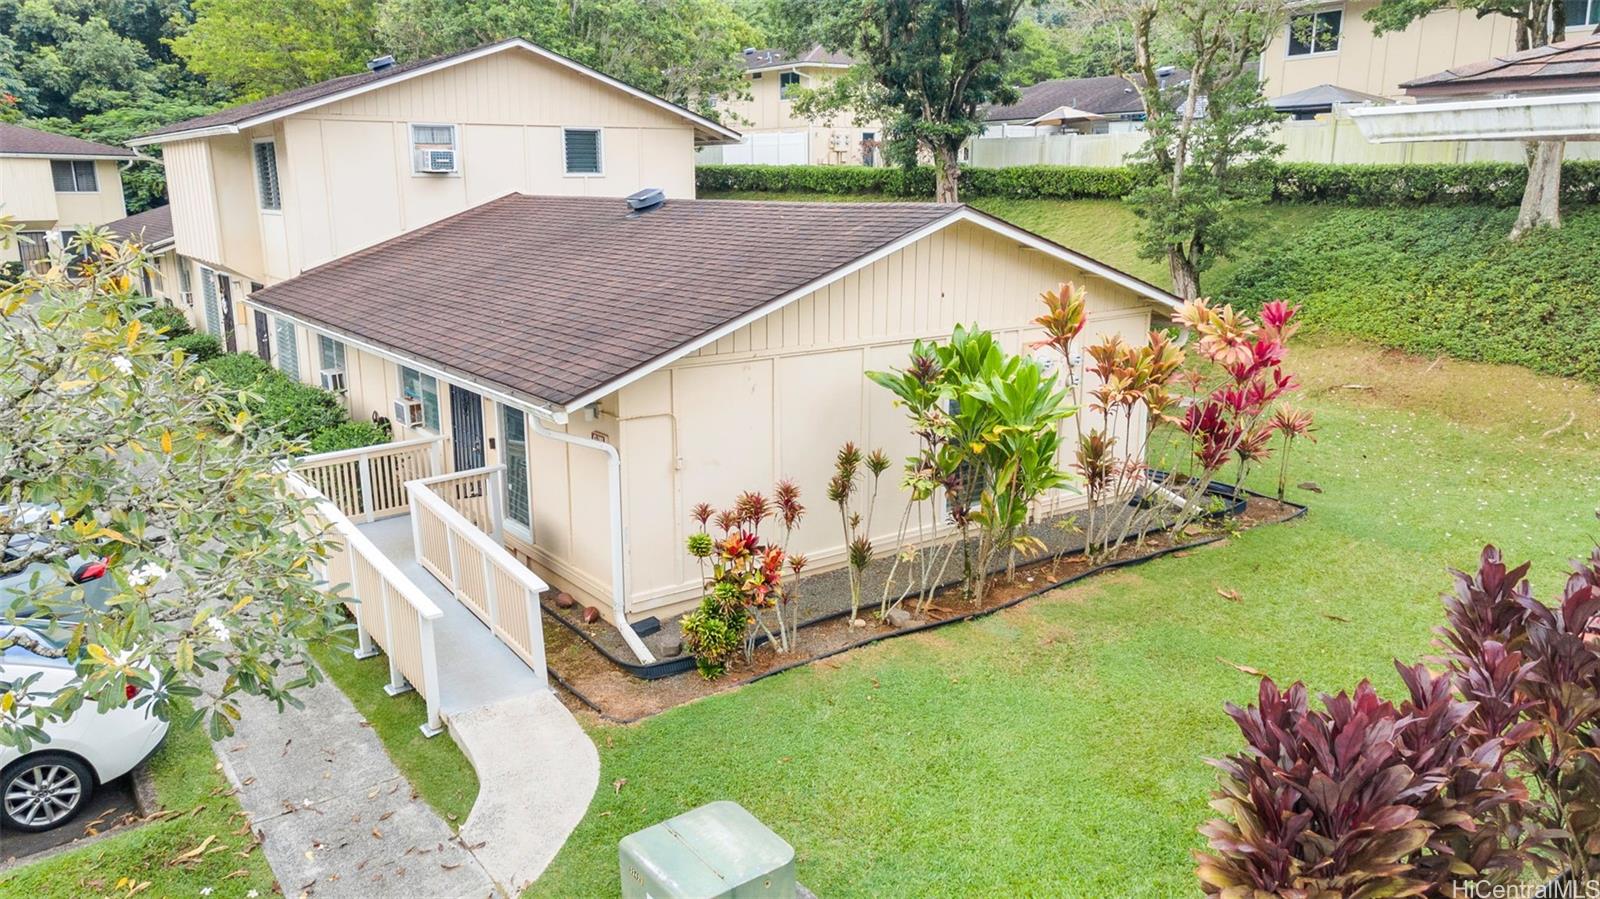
528 414 657 665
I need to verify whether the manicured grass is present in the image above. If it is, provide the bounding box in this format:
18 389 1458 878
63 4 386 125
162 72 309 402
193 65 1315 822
310 644 479 827
530 339 1600 897
0 703 276 897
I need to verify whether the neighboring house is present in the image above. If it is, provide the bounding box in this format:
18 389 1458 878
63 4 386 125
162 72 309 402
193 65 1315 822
103 205 180 304
135 36 1176 658
0 123 132 269
1255 0 1592 103
983 71 1185 137
709 46 887 166
1268 83 1390 119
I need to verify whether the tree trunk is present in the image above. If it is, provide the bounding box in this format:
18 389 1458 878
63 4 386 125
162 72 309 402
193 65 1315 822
934 143 961 203
1168 247 1201 299
1510 140 1564 240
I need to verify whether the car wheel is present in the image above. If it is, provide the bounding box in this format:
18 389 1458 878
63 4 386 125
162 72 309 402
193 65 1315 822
1 753 96 833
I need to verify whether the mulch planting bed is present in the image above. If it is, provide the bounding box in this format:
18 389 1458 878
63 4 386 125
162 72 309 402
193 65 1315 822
545 494 1304 723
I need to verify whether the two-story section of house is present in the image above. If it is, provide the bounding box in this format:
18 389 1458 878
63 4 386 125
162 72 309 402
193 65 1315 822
708 45 887 166
1257 1 1587 106
0 123 132 270
128 38 740 353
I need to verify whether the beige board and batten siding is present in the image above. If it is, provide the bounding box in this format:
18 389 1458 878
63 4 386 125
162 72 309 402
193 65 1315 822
0 158 126 262
720 64 885 166
1261 1 1519 100
616 218 1156 620
277 49 699 277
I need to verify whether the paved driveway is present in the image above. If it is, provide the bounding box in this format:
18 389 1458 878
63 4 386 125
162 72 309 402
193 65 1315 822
0 774 139 864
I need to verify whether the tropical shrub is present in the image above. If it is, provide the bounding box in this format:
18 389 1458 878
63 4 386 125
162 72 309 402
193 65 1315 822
681 485 804 677
306 420 390 454
138 304 192 337
168 332 222 361
1196 664 1536 895
870 321 1075 606
198 352 376 448
827 442 888 624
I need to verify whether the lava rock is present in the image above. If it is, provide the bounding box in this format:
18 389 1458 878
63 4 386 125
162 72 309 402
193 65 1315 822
664 640 683 657
581 606 600 624
554 592 576 609
884 608 912 628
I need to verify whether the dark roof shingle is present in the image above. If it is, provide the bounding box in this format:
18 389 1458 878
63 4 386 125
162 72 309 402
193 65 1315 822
0 123 135 158
103 206 173 248
1403 32 1600 95
743 45 855 71
984 72 1186 122
250 195 956 408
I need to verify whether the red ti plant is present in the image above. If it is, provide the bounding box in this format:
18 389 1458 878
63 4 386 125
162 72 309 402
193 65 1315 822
1270 406 1316 502
1196 663 1536 896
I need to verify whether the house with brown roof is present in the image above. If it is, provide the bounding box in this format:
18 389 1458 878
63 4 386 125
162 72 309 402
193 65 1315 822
133 37 1177 663
707 45 888 166
983 71 1186 137
102 205 178 302
0 122 134 269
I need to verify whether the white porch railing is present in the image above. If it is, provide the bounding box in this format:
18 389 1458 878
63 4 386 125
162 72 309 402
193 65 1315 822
407 466 549 684
295 435 445 522
286 472 446 736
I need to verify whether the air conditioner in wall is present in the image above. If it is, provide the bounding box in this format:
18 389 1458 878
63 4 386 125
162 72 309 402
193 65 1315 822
319 369 347 392
414 148 457 173
393 396 424 427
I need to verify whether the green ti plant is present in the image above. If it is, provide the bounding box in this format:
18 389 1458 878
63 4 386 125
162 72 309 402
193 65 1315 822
827 443 888 625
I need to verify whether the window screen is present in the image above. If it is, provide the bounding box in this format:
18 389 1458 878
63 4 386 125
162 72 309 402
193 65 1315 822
318 335 346 372
50 160 97 191
200 267 221 338
412 124 455 146
253 141 281 210
275 317 299 378
779 71 801 98
500 404 532 535
1287 10 1342 55
400 367 440 431
563 129 601 174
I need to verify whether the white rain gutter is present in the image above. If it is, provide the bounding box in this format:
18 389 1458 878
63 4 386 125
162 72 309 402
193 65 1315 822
1346 91 1600 143
527 414 656 665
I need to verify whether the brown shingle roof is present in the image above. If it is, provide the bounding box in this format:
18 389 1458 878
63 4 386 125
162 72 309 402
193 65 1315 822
1403 32 1600 96
104 206 173 249
743 45 855 71
249 194 957 409
984 71 1187 122
0 122 135 158
134 38 739 144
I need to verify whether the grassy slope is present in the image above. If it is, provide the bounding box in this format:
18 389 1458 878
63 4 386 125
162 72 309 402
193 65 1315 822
0 705 276 897
531 339 1600 895
310 645 479 826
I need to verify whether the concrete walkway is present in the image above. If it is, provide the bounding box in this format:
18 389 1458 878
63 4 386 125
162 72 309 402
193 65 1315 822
216 683 496 899
215 514 600 896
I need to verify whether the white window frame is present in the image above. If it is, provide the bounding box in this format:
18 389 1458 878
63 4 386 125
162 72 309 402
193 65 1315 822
498 402 533 543
562 127 604 177
1569 0 1600 27
199 264 222 338
251 138 282 212
778 70 802 100
50 159 99 193
409 122 460 176
398 366 441 432
1285 6 1344 58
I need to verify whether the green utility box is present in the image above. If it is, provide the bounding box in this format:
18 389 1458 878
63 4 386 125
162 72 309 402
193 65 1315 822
619 800 797 899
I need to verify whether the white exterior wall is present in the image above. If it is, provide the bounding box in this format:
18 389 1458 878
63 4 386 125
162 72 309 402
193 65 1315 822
717 64 886 166
0 157 126 262
614 219 1157 620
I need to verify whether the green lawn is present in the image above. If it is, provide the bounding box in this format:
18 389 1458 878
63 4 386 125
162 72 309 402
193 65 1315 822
530 338 1600 897
0 702 276 897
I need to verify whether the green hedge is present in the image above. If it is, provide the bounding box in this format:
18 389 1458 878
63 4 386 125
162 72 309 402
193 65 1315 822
1213 205 1600 383
139 305 193 337
198 352 386 448
307 421 391 454
697 161 1600 207
169 332 221 361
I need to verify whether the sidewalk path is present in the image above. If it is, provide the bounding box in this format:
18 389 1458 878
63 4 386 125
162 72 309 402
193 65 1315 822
215 681 495 898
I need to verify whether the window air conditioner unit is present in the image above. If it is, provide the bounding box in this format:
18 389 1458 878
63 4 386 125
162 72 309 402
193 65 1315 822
393 396 424 427
415 148 457 173
319 369 347 392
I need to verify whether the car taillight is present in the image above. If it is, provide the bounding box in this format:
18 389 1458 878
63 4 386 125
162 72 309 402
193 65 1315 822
125 683 140 700
73 561 107 583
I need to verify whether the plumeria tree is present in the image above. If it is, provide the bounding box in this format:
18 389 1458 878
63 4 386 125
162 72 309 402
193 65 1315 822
0 222 345 748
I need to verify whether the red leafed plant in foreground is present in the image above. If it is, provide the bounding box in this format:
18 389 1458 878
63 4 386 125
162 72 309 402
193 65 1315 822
1197 542 1600 894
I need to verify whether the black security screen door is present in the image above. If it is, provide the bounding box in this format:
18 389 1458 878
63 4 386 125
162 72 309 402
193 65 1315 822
253 310 272 361
450 384 485 472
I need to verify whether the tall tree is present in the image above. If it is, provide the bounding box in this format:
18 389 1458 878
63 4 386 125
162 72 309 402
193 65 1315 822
1 222 345 745
1365 0 1566 238
172 0 381 101
1108 0 1285 298
802 0 1036 202
375 0 760 116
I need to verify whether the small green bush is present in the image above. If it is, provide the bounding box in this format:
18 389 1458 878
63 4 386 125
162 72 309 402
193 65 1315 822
140 305 193 337
168 332 221 361
697 161 1600 208
199 352 273 390
199 352 353 441
306 420 390 454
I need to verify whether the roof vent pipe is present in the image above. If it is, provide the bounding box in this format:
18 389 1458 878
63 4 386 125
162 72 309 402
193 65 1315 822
743 47 756 55
367 54 396 72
